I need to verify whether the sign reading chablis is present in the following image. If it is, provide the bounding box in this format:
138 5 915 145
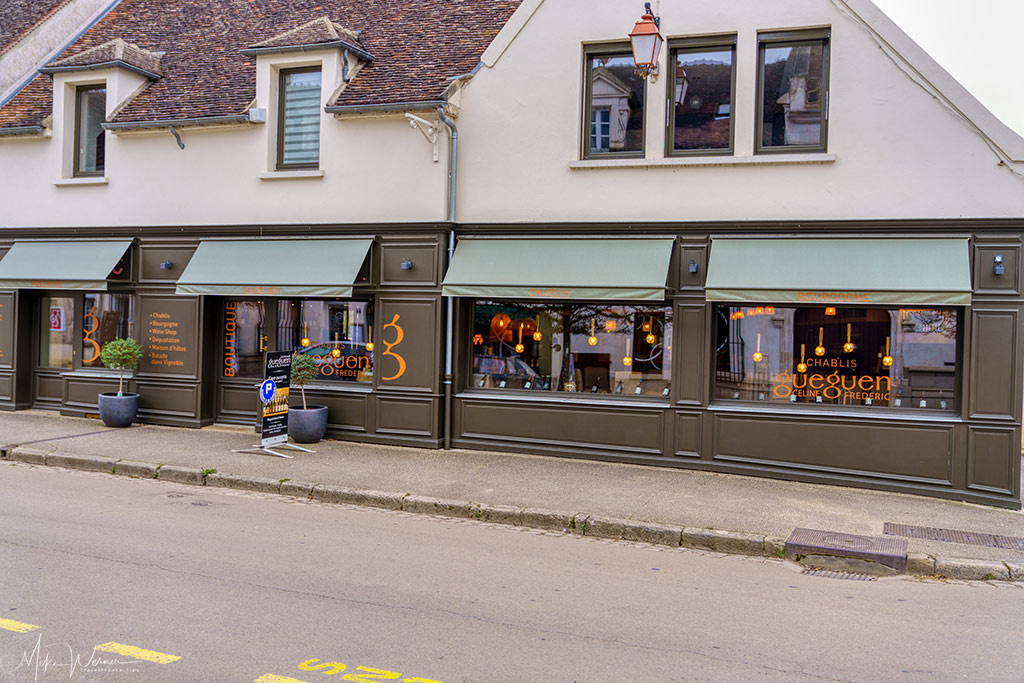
261 351 291 448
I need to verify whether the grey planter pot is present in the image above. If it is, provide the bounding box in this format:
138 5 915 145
98 392 139 428
289 405 328 444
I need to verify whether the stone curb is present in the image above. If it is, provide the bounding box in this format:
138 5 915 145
5 449 1022 582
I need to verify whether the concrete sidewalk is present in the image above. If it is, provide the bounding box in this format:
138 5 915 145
2 410 1022 579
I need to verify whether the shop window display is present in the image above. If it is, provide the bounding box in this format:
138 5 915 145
39 297 75 369
714 305 958 410
223 300 266 378
471 301 672 397
277 300 373 383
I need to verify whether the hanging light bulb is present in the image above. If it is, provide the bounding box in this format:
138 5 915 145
588 318 597 346
515 324 524 354
814 327 826 356
331 331 341 357
301 321 310 348
533 316 543 342
825 307 837 316
645 317 655 344
752 333 763 363
623 337 632 366
842 323 854 353
366 325 374 352
882 336 893 367
797 343 807 373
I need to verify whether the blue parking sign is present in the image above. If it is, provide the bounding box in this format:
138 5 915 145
260 379 276 403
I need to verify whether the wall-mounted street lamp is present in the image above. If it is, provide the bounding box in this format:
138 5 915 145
629 3 664 82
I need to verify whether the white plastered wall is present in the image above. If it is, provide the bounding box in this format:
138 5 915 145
455 0 1024 223
0 48 448 228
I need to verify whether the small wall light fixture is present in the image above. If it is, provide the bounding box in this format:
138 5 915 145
159 259 174 269
629 3 663 82
688 260 699 274
400 258 414 270
994 254 1005 275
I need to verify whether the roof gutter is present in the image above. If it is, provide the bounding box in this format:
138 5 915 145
39 60 161 81
0 125 45 137
326 100 447 116
241 40 374 62
102 115 250 131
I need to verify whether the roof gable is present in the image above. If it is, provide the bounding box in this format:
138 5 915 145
41 38 162 79
247 16 360 51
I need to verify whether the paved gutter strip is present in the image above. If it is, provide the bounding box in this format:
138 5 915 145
6 449 1022 582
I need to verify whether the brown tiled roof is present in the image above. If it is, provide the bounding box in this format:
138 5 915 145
45 38 162 77
248 17 360 51
0 0 69 56
0 0 520 129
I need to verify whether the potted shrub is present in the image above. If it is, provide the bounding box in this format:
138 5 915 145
288 352 328 443
97 337 143 428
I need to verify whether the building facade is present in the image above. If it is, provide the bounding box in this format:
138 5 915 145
1 0 1022 508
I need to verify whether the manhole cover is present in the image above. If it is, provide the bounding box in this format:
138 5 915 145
884 523 1024 551
786 528 908 572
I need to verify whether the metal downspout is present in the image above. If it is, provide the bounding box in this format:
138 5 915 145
437 106 457 450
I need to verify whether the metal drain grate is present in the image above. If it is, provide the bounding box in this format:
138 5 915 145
801 568 877 581
884 523 1024 551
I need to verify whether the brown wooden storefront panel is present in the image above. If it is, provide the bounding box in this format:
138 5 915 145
0 372 13 403
380 244 440 286
0 292 13 369
63 373 119 411
968 308 1019 421
375 297 441 393
34 371 63 405
136 380 202 420
713 413 955 484
973 245 1020 295
139 244 198 283
138 295 200 379
677 245 707 290
967 426 1019 496
301 388 369 433
218 380 259 424
673 410 702 458
458 398 664 456
674 304 705 405
376 395 437 438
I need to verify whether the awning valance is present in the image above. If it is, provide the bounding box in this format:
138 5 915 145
0 240 132 290
442 238 675 301
175 239 372 297
705 238 972 306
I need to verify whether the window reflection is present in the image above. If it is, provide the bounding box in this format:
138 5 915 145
82 293 133 368
277 300 373 383
472 301 672 397
39 297 74 369
760 39 827 149
714 306 957 410
587 53 645 155
672 46 733 152
223 300 265 378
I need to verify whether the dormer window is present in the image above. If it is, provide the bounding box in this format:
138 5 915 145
278 66 322 169
74 85 106 176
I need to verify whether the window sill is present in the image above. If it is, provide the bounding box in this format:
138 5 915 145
569 153 836 170
258 169 324 181
54 176 109 186
708 402 961 423
459 389 670 408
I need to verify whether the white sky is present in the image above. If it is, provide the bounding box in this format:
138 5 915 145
871 0 1024 137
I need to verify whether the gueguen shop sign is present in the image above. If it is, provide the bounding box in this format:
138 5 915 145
773 357 891 402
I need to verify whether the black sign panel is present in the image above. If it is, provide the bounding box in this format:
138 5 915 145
261 351 291 447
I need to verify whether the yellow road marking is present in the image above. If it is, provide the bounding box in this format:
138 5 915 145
93 642 181 664
254 675 312 683
0 618 40 633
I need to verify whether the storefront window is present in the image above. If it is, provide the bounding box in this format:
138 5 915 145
277 300 373 383
39 297 74 369
82 293 133 368
714 305 958 410
471 301 672 397
223 300 265 378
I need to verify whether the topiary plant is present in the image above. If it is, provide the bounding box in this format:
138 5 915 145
100 337 143 396
290 353 319 410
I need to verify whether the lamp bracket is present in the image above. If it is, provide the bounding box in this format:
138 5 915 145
404 113 441 162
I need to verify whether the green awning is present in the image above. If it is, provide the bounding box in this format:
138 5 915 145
442 238 675 301
0 240 131 290
175 239 372 297
705 238 972 306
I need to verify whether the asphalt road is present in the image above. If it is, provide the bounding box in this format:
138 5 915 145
1 462 1022 683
